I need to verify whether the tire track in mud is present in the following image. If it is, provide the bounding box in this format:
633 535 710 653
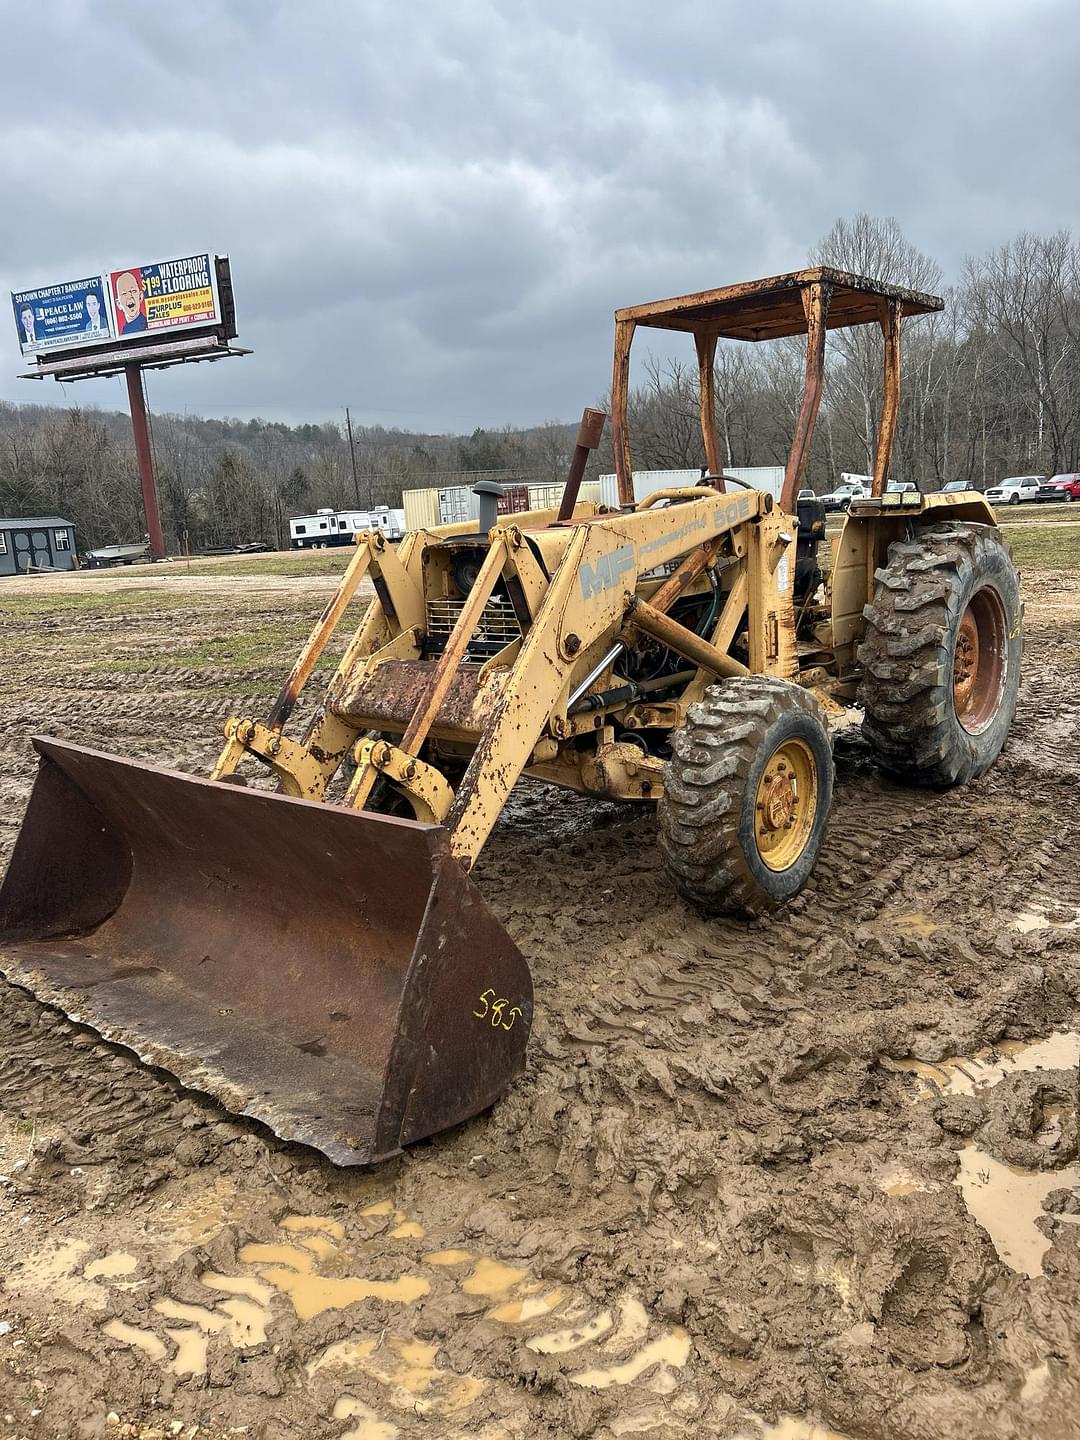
0 580 1078 1438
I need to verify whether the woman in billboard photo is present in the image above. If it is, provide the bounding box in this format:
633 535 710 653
113 270 147 333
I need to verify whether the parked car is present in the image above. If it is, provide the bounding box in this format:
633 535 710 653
983 475 1046 505
820 478 870 512
940 480 982 494
1037 473 1080 503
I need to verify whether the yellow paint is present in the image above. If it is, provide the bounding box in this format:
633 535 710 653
102 1319 167 1364
360 1200 395 1217
570 1328 690 1389
389 1221 425 1239
423 1249 474 1266
488 1290 564 1324
461 1258 527 1296
529 1308 614 1355
280 1213 345 1241
333 1397 400 1440
166 1326 208 1376
310 1334 485 1416
237 1242 429 1319
955 1143 1080 1279
84 1252 138 1281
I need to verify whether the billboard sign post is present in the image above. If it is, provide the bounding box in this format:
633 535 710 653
11 253 247 562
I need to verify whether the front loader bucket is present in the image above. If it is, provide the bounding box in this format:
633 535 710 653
0 737 532 1166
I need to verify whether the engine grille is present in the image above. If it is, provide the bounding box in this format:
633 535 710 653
426 595 521 660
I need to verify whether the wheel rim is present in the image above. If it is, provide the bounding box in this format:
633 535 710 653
754 738 818 872
953 586 1007 733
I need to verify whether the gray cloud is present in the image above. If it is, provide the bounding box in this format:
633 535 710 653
1 0 1077 428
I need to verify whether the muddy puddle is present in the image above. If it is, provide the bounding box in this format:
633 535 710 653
0 565 1078 1437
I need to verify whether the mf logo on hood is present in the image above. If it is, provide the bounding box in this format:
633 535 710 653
579 543 635 600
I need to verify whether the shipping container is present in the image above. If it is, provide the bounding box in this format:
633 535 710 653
599 467 786 508
437 484 530 526
402 487 441 531
525 480 602 512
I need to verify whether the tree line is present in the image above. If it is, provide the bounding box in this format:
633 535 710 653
1 215 1078 553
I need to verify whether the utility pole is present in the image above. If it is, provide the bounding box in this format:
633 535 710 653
345 406 362 509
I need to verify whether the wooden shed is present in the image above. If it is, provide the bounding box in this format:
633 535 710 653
0 516 78 575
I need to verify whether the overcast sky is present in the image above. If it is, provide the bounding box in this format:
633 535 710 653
2 0 1078 432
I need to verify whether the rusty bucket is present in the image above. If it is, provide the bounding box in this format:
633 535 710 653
0 737 532 1165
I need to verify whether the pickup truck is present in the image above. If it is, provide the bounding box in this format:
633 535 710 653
1037 473 1080 503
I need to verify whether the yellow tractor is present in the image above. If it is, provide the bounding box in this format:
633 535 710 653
0 268 1022 1166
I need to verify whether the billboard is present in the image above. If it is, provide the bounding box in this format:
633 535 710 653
109 253 221 338
11 275 114 357
11 252 228 359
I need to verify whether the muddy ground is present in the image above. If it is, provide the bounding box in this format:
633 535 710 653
0 539 1077 1440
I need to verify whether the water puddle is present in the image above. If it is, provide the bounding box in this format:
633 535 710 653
237 1239 429 1318
333 1398 399 1440
487 1289 564 1324
1011 901 1080 933
892 911 938 937
955 1144 1080 1278
885 1029 1080 1278
310 1334 485 1416
84 1251 138 1281
744 1420 853 1440
460 1257 527 1296
886 1029 1080 1096
877 1165 938 1197
423 1247 473 1266
102 1319 167 1363
529 1307 614 1354
570 1327 690 1393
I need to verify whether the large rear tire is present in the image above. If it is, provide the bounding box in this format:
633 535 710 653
858 522 1022 786
659 676 834 917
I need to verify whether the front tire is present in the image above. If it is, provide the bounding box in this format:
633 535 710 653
659 677 834 917
859 522 1022 786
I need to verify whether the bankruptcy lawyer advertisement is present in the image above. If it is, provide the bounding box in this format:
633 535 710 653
11 276 114 356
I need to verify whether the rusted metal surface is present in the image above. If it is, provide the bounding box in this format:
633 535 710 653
626 595 748 678
556 407 606 522
871 298 903 497
694 331 724 485
0 738 531 1166
616 266 943 338
332 659 501 735
611 319 636 507
780 281 831 513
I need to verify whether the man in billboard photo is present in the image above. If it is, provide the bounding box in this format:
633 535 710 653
19 305 36 345
114 270 147 333
83 290 108 335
